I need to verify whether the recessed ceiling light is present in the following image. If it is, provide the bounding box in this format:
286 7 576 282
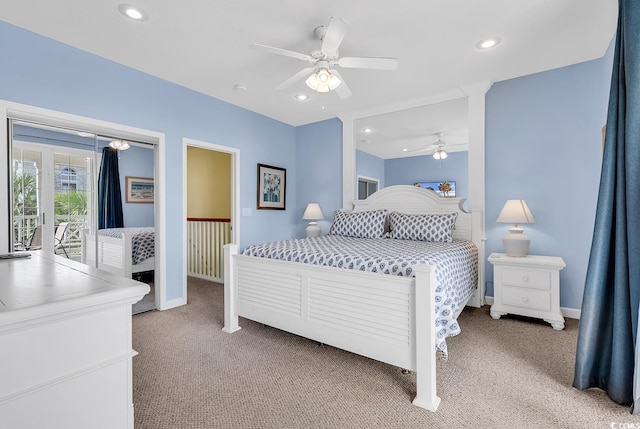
476 37 501 50
402 148 408 152
118 4 148 21
234 84 247 91
294 94 309 101
362 127 373 134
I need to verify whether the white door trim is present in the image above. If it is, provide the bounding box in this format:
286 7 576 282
182 138 240 292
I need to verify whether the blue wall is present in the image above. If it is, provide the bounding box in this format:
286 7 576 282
119 145 154 227
295 119 343 237
0 20 318 301
356 149 385 189
485 52 613 310
385 151 469 201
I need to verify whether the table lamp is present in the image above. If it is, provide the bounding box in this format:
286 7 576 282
303 203 324 238
496 199 535 257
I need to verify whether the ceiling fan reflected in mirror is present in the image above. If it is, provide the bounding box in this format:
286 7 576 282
404 133 467 159
250 17 399 98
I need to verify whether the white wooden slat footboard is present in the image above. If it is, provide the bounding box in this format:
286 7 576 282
81 229 154 278
223 243 440 411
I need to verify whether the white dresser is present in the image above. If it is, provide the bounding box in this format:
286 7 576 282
0 251 149 429
488 253 566 330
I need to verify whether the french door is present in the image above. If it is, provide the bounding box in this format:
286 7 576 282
11 125 97 256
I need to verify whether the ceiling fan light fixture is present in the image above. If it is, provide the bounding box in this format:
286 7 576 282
305 68 341 93
433 148 447 160
109 139 130 150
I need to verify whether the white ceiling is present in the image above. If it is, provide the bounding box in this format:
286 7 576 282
0 0 617 158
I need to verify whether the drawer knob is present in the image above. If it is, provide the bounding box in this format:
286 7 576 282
522 297 530 303
522 276 529 283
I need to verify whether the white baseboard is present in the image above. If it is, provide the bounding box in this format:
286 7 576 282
483 296 580 320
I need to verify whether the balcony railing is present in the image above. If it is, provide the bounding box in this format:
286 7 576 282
13 214 88 258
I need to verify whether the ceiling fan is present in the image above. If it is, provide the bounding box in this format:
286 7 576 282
404 133 468 159
250 17 399 99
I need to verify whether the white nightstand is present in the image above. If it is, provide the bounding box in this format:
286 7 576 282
488 253 566 330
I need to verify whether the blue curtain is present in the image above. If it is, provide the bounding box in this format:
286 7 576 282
573 0 640 407
98 147 124 230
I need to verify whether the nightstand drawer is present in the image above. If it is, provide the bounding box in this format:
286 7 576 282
501 267 550 290
502 285 551 312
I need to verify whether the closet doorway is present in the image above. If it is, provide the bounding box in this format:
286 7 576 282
1 101 168 310
183 138 239 295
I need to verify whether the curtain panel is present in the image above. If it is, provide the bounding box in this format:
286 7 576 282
98 147 124 230
573 0 640 409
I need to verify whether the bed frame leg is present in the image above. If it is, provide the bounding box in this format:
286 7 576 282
222 243 241 333
411 265 441 412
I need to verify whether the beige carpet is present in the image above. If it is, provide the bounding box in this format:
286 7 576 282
132 277 639 429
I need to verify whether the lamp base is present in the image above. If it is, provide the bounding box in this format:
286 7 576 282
503 227 530 257
306 222 321 238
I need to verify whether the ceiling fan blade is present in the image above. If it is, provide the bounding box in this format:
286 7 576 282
338 56 399 70
331 70 352 99
404 146 432 154
275 67 315 90
321 17 350 55
250 43 312 62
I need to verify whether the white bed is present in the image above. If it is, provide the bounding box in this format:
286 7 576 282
81 226 155 278
223 185 483 412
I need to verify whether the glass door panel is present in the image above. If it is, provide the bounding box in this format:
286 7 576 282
53 153 94 258
11 120 97 258
12 148 43 251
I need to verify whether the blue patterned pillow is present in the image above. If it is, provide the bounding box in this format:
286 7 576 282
389 212 458 242
329 210 387 239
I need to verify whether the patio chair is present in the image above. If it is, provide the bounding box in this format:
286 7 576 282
54 222 69 258
16 226 42 251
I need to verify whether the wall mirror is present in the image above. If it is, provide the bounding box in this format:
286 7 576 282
354 97 469 201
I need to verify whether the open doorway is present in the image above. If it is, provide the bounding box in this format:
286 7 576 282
182 138 239 297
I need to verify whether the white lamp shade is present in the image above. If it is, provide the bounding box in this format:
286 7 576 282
303 203 323 238
497 200 535 257
496 200 535 225
303 203 324 220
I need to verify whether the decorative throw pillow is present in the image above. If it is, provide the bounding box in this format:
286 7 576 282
389 212 458 242
329 210 387 239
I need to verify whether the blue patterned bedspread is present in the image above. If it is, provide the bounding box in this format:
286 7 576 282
98 227 155 265
242 235 478 353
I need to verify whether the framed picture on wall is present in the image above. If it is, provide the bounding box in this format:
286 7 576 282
257 163 286 210
414 180 456 198
125 176 154 203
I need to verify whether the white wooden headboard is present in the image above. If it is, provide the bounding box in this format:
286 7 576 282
351 185 472 241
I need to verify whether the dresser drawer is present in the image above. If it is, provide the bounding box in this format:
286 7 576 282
502 285 551 312
501 267 550 290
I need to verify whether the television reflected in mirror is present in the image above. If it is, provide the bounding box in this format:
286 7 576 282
414 181 456 198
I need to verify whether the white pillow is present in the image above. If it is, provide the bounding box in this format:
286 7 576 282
388 212 458 242
329 210 387 239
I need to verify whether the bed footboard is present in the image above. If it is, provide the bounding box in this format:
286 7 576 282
82 229 134 277
223 243 440 411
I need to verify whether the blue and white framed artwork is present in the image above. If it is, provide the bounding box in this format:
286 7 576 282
257 163 286 210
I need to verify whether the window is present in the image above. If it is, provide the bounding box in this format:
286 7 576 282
357 176 379 200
